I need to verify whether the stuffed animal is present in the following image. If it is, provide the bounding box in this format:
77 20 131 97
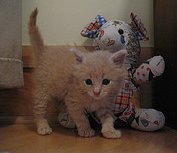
58 13 165 131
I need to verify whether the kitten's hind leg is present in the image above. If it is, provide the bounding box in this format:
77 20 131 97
33 91 52 135
97 111 121 139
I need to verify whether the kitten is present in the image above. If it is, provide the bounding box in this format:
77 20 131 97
29 8 127 138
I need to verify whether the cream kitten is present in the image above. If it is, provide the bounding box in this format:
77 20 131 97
29 8 127 138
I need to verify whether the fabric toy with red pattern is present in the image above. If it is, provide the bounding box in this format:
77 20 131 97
58 13 165 131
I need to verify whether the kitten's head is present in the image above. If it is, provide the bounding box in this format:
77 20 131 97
72 49 128 100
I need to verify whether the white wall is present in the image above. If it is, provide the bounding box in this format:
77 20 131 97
22 0 154 47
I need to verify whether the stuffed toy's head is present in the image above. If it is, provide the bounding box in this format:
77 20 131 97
81 13 149 66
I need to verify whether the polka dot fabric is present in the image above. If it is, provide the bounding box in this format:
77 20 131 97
134 63 152 82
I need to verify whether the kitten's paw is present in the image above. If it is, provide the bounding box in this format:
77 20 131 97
37 126 52 135
78 127 95 137
36 119 52 135
102 128 121 139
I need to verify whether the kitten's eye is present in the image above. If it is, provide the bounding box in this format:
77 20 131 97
85 79 92 85
102 79 110 85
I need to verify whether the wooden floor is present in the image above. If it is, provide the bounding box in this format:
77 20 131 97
0 124 177 153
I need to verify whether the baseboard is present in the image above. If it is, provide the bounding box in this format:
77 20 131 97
22 45 154 68
0 116 34 124
0 116 58 124
22 46 35 68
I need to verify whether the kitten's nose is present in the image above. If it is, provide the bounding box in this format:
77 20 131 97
93 90 101 96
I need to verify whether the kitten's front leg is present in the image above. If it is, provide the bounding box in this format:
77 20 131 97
67 106 95 137
35 117 52 135
97 110 121 139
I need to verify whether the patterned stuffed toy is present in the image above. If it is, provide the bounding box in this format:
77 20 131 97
58 13 165 131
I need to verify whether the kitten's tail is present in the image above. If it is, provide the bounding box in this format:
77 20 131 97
28 8 45 59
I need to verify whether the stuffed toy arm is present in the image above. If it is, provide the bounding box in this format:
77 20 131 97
132 55 165 85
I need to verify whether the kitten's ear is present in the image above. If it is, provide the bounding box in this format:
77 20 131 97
110 50 127 65
73 50 84 63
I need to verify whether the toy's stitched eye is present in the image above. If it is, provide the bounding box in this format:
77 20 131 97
102 79 110 85
85 79 92 85
118 29 124 35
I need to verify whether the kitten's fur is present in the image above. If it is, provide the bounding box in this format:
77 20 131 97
29 8 127 138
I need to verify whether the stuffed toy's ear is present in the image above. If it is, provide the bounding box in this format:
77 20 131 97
81 15 107 39
130 13 149 41
110 50 127 65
